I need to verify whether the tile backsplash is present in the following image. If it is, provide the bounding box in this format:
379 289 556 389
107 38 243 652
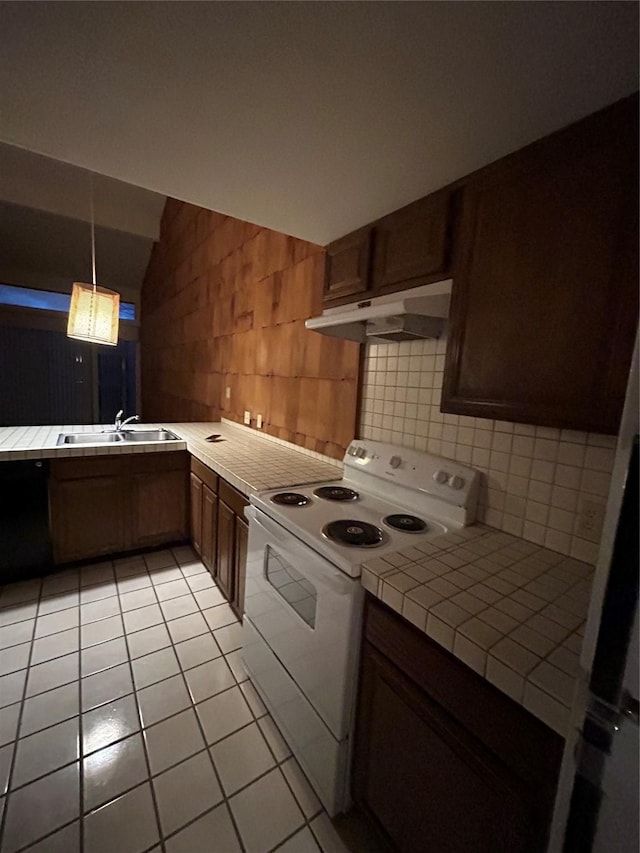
359 335 616 565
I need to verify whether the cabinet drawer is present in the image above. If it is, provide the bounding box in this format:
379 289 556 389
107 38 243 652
218 478 249 517
190 457 219 494
131 450 188 474
51 456 124 480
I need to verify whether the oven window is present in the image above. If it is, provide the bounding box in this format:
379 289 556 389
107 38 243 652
265 546 317 629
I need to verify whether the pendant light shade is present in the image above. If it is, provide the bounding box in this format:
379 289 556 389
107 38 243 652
67 173 120 346
67 282 120 345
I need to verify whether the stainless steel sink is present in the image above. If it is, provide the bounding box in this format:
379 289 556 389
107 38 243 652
57 428 180 445
58 432 123 445
120 429 180 442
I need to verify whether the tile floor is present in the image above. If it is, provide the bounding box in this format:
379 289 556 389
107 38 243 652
0 547 351 853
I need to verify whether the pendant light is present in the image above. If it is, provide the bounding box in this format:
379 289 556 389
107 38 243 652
67 174 120 346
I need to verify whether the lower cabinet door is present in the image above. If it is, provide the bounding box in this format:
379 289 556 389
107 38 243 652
354 645 530 853
131 469 188 549
201 484 218 575
216 499 235 602
50 475 125 563
190 473 203 556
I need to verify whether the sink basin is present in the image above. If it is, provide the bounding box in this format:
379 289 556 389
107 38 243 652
58 432 123 445
120 429 180 442
57 428 180 445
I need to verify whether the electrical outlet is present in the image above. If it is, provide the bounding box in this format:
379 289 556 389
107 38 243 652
243 410 251 425
225 386 231 400
256 414 263 429
577 498 606 543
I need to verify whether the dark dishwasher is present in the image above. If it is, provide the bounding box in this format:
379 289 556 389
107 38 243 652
0 459 53 581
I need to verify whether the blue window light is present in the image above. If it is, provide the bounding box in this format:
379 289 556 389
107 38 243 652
0 284 136 320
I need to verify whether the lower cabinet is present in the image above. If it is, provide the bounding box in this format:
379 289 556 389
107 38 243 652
353 596 563 853
189 457 249 617
50 451 189 564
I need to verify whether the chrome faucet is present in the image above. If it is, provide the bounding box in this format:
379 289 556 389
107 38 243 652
114 410 140 431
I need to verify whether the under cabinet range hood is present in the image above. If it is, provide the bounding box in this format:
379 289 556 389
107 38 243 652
305 280 452 344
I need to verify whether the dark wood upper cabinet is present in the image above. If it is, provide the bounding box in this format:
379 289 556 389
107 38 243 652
371 189 453 293
442 93 638 434
323 226 373 303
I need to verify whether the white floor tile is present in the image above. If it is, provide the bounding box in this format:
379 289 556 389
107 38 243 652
81 615 124 648
230 767 305 853
25 820 80 853
20 682 79 737
41 570 79 598
258 716 291 763
165 802 241 853
1 762 79 853
0 671 27 708
34 609 78 639
80 583 118 605
196 686 253 745
184 658 236 703
171 546 198 566
0 601 38 626
277 827 322 853
148 566 183 585
116 573 152 593
281 757 322 819
11 717 79 789
153 751 223 837
213 622 243 654
122 604 163 634
132 647 180 690
26 652 79 698
159 594 199 622
187 573 218 593
119 587 157 613
154 579 191 602
80 597 120 625
0 743 12 795
0 619 35 648
0 704 20 747
166 612 209 644
203 603 238 632
0 641 30 676
82 695 140 755
79 563 115 589
144 709 205 776
83 781 159 853
82 662 134 712
37 592 78 617
211 722 275 796
310 813 350 853
81 637 129 677
224 649 249 683
174 634 221 671
193 586 226 608
0 579 41 607
31 628 79 665
145 551 177 572
136 674 191 727
179 561 208 578
82 732 148 812
125 623 171 660
240 680 267 719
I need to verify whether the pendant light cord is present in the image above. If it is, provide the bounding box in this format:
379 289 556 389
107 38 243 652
90 173 97 290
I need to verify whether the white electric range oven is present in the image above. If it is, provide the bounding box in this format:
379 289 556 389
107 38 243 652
242 440 480 815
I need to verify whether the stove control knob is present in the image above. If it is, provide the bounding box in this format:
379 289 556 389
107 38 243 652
433 469 449 485
355 446 367 459
449 475 465 490
389 455 402 469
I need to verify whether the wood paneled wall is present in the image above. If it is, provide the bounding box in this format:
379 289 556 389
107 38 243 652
140 200 359 459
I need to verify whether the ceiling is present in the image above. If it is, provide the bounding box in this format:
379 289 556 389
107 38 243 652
0 2 638 246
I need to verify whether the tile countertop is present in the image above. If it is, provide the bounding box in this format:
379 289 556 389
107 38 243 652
360 524 593 738
0 420 343 496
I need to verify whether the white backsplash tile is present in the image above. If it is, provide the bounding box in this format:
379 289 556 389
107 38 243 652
359 335 615 563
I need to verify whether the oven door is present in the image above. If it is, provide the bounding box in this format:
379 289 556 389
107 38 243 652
243 506 364 740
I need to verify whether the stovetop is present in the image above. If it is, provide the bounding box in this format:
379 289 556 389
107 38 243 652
249 440 482 576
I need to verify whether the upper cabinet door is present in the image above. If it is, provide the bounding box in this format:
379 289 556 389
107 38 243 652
323 226 373 303
371 189 453 293
442 94 638 435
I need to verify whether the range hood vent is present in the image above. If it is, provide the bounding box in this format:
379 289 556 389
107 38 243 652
305 279 452 344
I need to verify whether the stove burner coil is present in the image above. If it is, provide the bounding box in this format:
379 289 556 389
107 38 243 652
313 486 359 502
322 519 384 547
271 492 311 507
384 514 428 533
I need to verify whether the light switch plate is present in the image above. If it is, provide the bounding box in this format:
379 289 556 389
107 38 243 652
243 410 251 425
256 414 263 429
225 386 231 400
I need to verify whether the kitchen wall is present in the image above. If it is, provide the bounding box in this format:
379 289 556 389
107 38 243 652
359 334 616 564
140 200 359 459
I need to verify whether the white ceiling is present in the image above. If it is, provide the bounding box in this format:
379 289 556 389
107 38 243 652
0 2 637 246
